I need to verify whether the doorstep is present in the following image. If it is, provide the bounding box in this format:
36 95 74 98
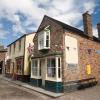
1 76 63 98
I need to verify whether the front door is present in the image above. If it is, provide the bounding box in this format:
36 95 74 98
0 61 3 74
40 59 46 87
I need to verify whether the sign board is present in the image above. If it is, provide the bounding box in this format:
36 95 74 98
27 43 33 55
86 64 91 75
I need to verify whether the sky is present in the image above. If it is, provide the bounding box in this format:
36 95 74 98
0 0 100 47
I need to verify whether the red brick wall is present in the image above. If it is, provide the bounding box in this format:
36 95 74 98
63 31 100 83
0 52 6 74
33 16 64 57
33 16 100 83
0 52 6 62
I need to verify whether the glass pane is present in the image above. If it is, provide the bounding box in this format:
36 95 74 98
32 60 38 76
46 35 49 39
58 68 61 78
39 61 41 76
47 58 56 77
51 59 55 67
46 40 49 47
47 59 50 67
58 58 60 67
52 68 56 77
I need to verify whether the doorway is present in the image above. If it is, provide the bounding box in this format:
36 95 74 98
0 61 3 74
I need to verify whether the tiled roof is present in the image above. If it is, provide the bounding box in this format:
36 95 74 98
44 15 100 43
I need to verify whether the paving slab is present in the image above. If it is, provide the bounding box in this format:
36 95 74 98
1 76 63 98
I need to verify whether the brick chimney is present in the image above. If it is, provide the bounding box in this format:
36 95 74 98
83 11 93 38
97 23 100 39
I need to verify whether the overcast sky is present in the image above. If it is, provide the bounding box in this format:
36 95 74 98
0 0 100 47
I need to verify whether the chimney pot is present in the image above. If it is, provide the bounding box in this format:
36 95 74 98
83 11 93 38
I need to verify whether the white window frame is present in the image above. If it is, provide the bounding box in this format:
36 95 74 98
46 57 62 81
31 59 38 76
38 29 50 50
47 58 56 77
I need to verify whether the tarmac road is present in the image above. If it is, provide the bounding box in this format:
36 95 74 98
0 76 100 100
0 78 52 100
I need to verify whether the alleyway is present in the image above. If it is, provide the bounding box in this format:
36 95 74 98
0 76 100 100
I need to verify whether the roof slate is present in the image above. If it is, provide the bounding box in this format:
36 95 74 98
43 15 100 43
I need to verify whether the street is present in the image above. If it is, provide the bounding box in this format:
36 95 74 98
0 76 100 100
0 78 52 100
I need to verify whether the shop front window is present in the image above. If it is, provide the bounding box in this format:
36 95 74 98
32 60 38 76
47 58 56 77
16 58 23 74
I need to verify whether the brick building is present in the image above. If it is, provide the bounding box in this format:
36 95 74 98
0 45 7 74
30 12 100 93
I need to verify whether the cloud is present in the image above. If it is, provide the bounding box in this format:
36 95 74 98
93 27 98 37
0 23 9 39
0 0 98 40
83 1 96 13
0 29 9 39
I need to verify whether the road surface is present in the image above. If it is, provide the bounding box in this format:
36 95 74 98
0 76 100 100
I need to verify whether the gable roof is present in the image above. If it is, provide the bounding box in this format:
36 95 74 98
38 15 100 43
7 32 35 47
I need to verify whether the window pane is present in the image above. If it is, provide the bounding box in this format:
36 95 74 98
39 60 41 76
58 58 61 78
32 60 38 76
58 68 61 78
46 40 49 47
52 68 56 77
47 58 56 77
51 59 55 67
38 30 50 50
47 59 50 67
58 58 60 67
16 59 23 74
46 32 49 47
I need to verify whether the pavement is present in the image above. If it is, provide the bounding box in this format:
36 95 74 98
0 75 63 98
0 75 100 100
0 76 52 100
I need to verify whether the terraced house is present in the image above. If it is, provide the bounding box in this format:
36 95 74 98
30 12 100 93
6 33 35 82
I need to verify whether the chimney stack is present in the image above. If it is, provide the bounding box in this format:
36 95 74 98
97 23 100 39
83 11 93 38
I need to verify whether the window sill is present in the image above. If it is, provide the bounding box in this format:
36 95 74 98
46 77 62 82
31 75 41 79
38 47 50 51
